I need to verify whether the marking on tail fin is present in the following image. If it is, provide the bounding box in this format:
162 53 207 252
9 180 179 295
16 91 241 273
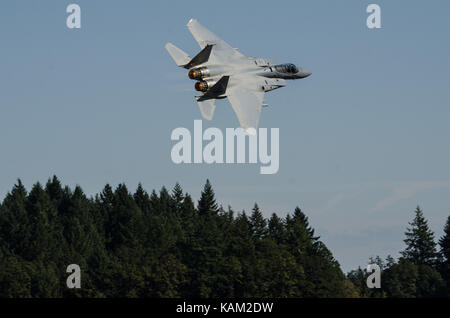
184 44 214 69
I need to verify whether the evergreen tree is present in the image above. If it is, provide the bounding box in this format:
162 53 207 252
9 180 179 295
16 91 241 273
386 255 396 268
133 183 151 215
285 207 345 297
383 259 445 298
159 186 173 216
415 264 445 297
347 267 373 298
171 182 184 214
401 206 439 266
249 203 268 240
0 180 30 257
0 253 33 298
228 212 256 296
107 184 145 258
186 180 227 297
179 193 196 241
383 259 419 298
439 215 450 264
197 179 219 218
439 215 450 295
292 206 318 241
268 213 286 244
25 183 64 262
45 175 64 209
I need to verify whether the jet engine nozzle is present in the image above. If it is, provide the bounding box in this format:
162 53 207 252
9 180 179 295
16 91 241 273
188 67 210 80
194 81 209 92
189 69 200 80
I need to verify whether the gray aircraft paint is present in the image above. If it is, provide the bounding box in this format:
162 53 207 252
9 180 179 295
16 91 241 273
166 18 311 134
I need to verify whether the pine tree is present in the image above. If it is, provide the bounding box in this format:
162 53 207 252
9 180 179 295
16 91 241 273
159 186 173 216
439 215 450 295
181 194 196 220
285 209 314 256
401 206 439 266
107 184 145 256
25 183 63 262
99 183 114 221
149 190 161 214
171 183 184 214
0 180 30 257
45 175 64 209
268 213 286 244
292 206 318 241
229 212 256 296
249 203 268 240
133 183 151 215
383 259 419 298
286 207 345 297
197 179 219 218
179 193 196 243
386 255 396 268
439 215 450 264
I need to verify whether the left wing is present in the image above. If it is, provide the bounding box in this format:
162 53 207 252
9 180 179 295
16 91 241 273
227 85 265 134
186 19 245 64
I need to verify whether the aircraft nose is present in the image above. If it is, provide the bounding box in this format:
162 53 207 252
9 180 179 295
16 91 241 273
301 69 312 78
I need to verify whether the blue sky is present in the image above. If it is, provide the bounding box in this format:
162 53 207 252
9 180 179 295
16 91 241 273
1 0 449 271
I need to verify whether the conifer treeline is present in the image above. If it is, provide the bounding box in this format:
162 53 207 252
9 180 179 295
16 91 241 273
0 177 449 298
0 177 346 297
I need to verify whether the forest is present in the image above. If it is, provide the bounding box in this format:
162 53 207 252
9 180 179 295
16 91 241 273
0 177 449 298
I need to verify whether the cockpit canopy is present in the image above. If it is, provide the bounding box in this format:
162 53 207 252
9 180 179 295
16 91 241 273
274 63 299 74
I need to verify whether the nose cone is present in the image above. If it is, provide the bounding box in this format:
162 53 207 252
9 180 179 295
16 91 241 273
300 69 312 78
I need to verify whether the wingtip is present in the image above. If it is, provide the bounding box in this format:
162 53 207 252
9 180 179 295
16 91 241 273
187 18 197 26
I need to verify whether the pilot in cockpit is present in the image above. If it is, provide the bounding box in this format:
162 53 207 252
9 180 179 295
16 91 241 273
274 63 299 74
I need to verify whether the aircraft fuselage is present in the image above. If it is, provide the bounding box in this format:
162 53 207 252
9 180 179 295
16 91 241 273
190 61 311 94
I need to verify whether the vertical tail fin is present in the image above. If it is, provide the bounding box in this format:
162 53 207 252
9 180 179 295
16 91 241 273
197 99 216 120
165 43 191 67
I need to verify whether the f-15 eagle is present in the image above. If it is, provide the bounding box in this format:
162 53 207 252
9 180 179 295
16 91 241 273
166 19 311 134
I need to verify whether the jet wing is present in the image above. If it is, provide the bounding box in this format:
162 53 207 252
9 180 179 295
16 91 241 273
227 85 265 134
187 19 245 64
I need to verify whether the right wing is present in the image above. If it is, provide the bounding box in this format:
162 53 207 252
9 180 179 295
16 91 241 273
186 18 245 64
227 85 265 134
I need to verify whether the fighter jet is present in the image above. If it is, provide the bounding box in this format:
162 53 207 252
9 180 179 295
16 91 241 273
165 19 311 134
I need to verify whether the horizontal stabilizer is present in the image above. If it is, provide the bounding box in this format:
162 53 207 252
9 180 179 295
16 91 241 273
165 43 191 67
